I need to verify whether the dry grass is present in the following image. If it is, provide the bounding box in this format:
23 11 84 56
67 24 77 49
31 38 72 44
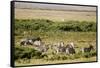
15 56 96 66
15 32 97 66
15 9 96 22
15 32 96 47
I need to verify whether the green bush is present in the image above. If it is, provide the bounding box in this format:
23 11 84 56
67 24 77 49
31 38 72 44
82 50 96 58
59 21 96 32
15 19 53 32
15 46 46 60
15 19 96 33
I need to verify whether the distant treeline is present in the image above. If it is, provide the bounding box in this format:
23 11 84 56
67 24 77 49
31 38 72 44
15 19 96 32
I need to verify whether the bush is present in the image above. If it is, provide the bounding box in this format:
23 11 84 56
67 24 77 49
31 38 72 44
59 21 96 32
15 19 53 32
82 50 96 58
15 46 46 60
15 19 96 33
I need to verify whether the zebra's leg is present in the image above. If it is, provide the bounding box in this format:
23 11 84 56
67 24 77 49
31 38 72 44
65 48 69 55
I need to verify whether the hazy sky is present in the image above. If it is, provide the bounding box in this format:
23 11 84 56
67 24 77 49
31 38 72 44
15 2 96 11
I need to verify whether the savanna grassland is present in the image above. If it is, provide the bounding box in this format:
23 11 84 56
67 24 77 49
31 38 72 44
14 8 97 66
15 9 96 22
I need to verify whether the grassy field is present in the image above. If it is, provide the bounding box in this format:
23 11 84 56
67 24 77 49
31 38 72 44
15 9 96 22
14 19 97 66
15 44 96 66
15 57 96 66
15 31 96 46
14 8 97 66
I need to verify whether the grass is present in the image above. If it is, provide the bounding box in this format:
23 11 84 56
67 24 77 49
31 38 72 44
15 31 96 46
14 32 97 66
15 57 96 66
14 19 97 66
15 45 96 66
14 4 97 66
15 9 96 22
13 2 97 66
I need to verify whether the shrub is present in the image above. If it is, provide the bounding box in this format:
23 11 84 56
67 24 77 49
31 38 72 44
15 19 96 33
82 50 96 58
14 46 45 60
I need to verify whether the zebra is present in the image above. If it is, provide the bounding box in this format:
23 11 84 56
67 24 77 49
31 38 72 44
36 42 49 53
53 42 75 54
20 37 42 46
81 44 94 53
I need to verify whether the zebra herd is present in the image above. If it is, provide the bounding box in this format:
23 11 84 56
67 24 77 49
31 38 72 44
52 42 75 54
19 37 94 55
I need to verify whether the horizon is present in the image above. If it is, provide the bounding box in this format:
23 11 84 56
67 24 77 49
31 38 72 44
15 2 96 12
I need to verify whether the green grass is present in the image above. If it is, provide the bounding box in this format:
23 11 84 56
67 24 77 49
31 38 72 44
15 31 96 46
15 56 96 66
14 35 97 66
15 45 96 66
14 19 96 44
14 19 97 66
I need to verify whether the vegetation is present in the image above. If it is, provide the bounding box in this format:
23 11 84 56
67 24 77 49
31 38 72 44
15 9 96 22
15 19 96 33
15 46 47 60
15 45 96 65
14 6 97 66
14 19 97 66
